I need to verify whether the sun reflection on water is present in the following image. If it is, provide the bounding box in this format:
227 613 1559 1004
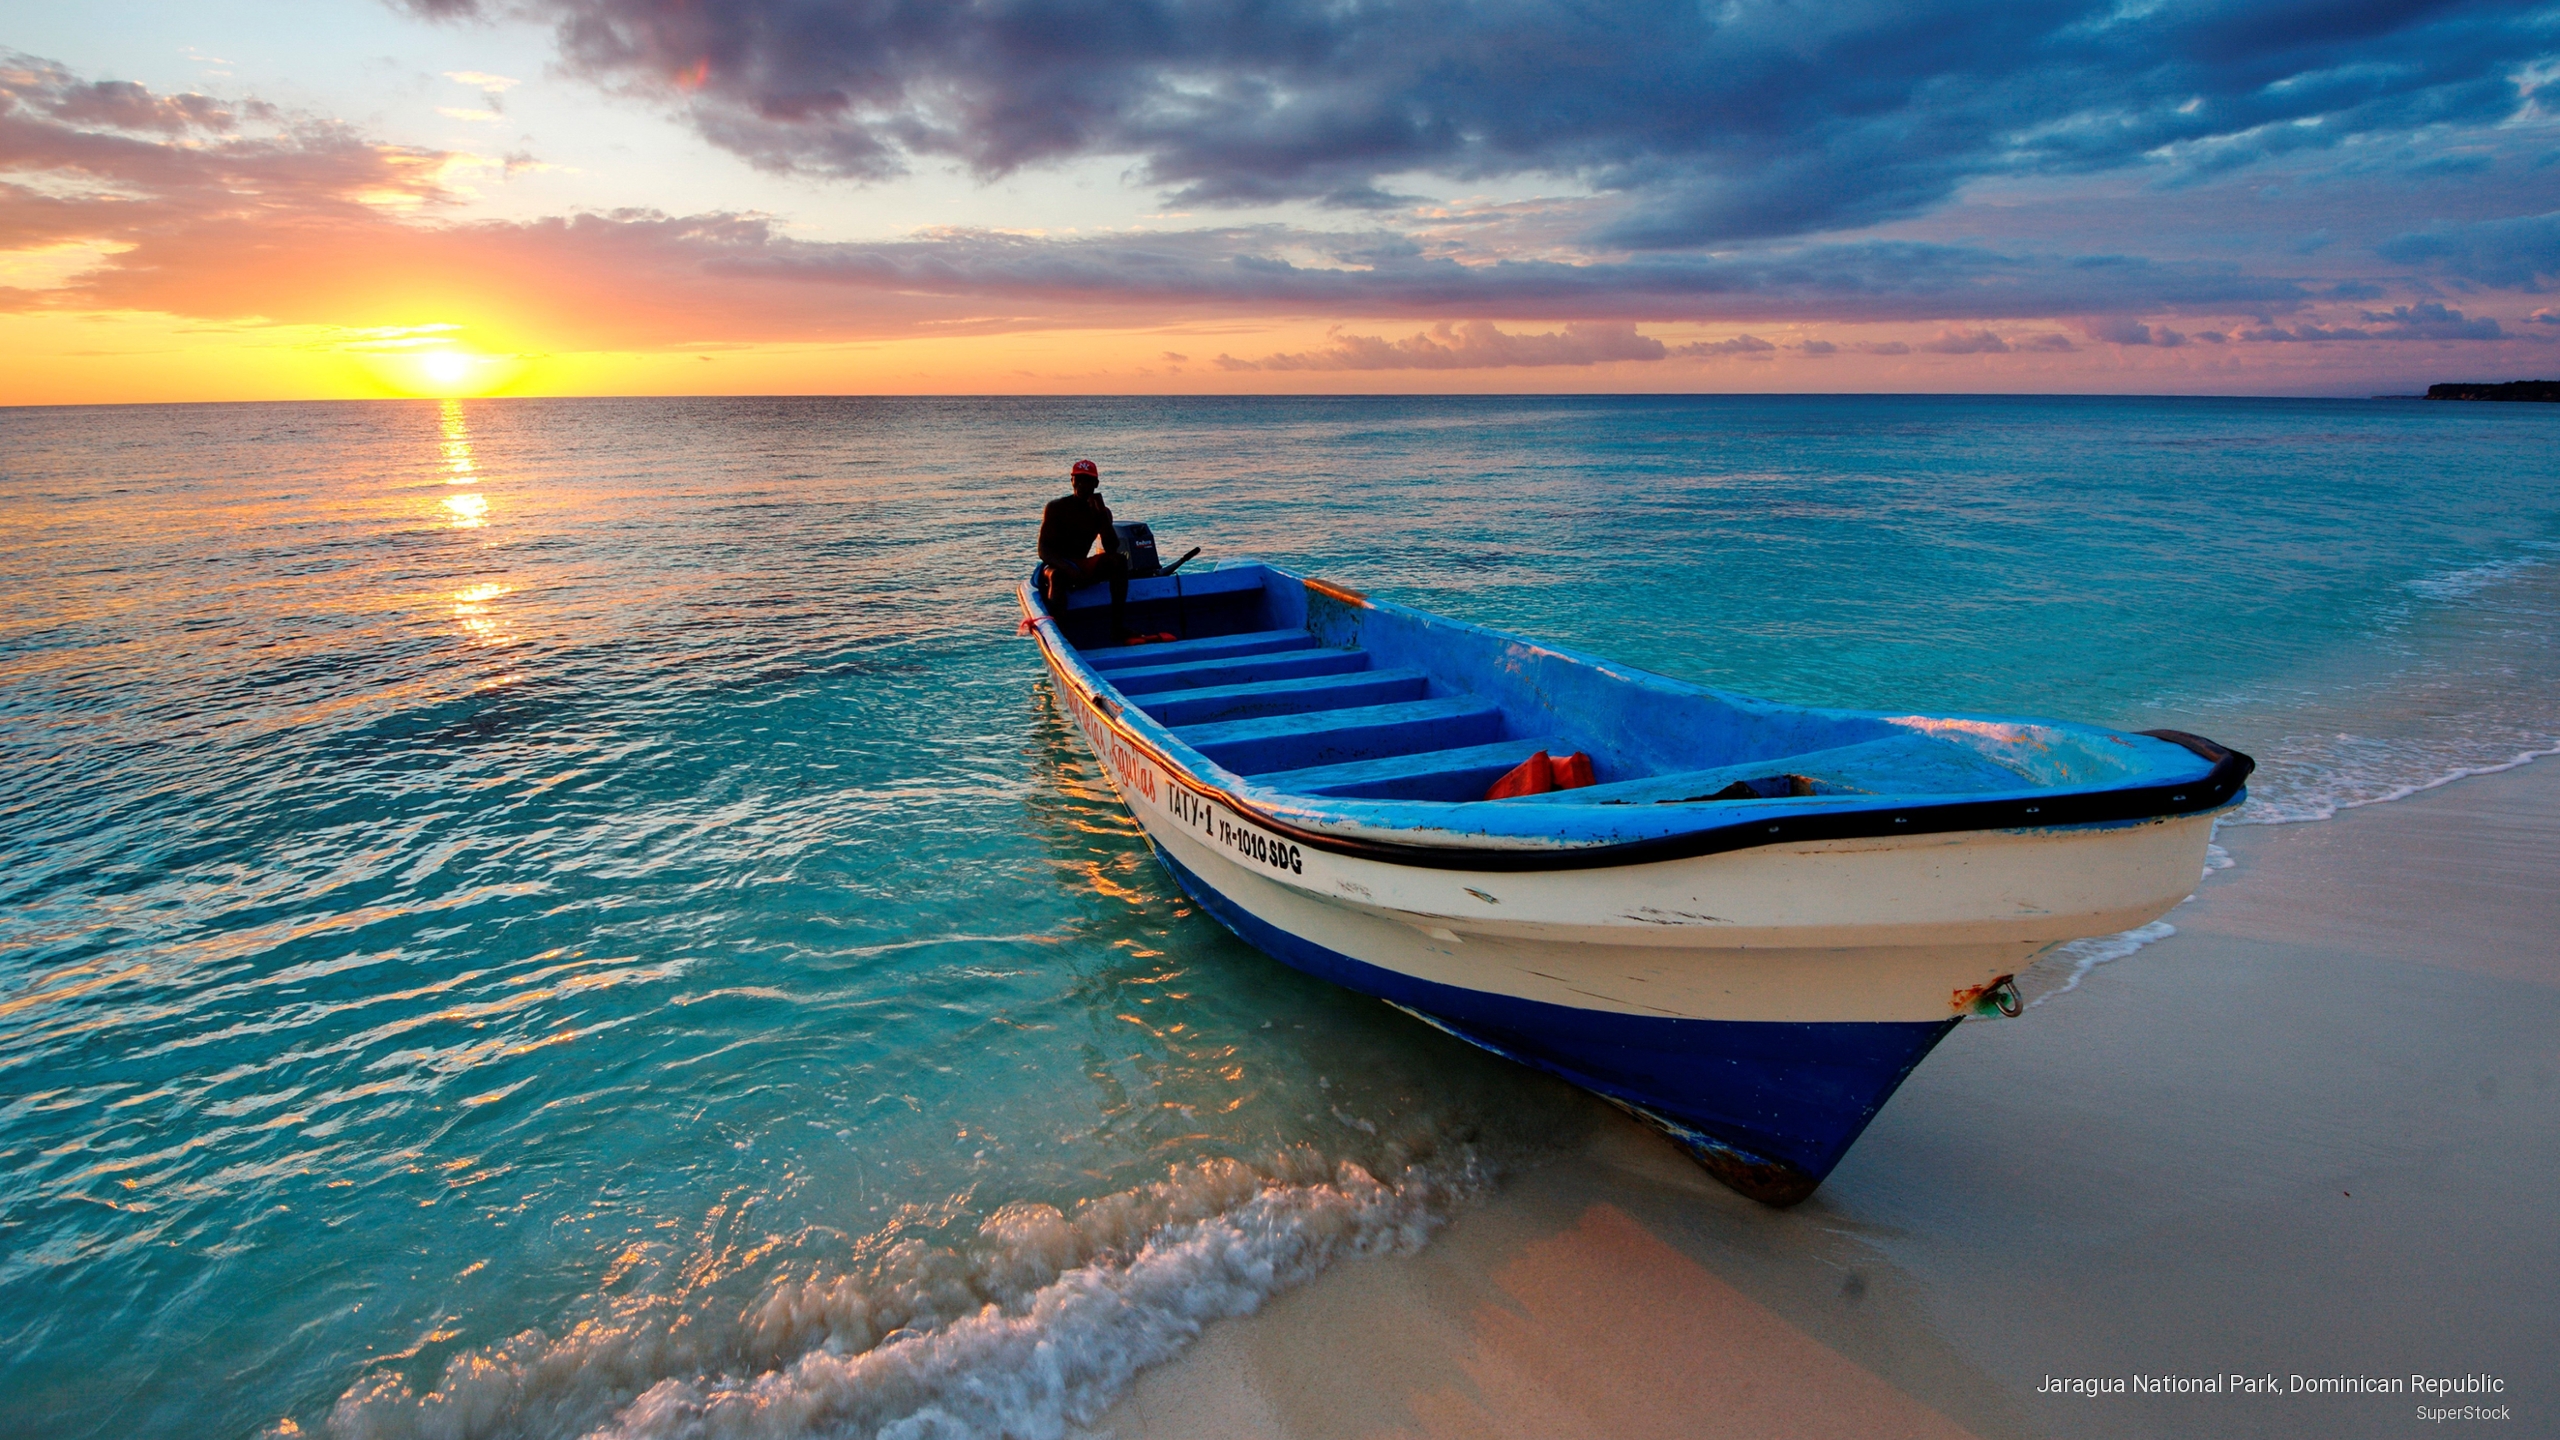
438 400 487 528
440 399 475 478
453 583 517 647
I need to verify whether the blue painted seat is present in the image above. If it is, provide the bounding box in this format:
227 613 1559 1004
1057 573 2129 809
1135 669 1429 727
1107 646 1369 696
1253 736 1574 801
1083 628 1317 671
1174 696 1506 774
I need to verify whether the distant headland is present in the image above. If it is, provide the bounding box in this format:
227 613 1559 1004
2425 380 2559 402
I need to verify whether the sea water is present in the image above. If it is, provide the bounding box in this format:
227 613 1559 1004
2 395 2553 1439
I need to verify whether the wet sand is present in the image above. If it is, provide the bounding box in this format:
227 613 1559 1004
1099 761 2559 1439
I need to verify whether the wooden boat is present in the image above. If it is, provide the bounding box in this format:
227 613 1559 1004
1020 560 2252 1205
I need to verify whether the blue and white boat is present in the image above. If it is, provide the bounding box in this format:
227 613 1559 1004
1020 558 2252 1205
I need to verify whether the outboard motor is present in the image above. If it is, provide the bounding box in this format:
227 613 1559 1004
1113 522 1164 578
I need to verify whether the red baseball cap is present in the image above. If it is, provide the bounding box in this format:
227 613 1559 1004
1070 459 1098 479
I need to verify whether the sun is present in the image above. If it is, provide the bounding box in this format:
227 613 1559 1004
421 351 472 388
386 347 528 398
338 326 529 397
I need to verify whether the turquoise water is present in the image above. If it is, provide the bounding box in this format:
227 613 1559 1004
2 395 2553 1439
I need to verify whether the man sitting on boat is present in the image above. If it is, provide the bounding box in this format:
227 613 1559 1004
1038 459 1130 635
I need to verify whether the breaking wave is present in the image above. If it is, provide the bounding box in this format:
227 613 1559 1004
2223 544 2559 826
2042 542 2558 1002
2024 921 2179 1008
2402 553 2543 602
2236 739 2559 826
317 1144 1492 1440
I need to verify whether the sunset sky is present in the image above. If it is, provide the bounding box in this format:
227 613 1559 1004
4 0 2556 402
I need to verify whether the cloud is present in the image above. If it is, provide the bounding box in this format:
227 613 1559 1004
23 69 237 134
2378 211 2560 290
0 52 2327 339
1217 320 1667 371
0 52 455 254
444 71 519 91
711 227 2314 327
2083 317 2186 347
7 53 2545 370
2239 302 2504 342
1674 334 1776 357
1918 329 2009 355
400 0 2559 247
2236 324 2365 342
2356 301 2505 339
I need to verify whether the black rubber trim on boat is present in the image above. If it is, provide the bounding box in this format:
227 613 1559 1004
1025 592 2257 875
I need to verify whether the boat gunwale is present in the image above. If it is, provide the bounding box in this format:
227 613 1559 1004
1020 566 2254 874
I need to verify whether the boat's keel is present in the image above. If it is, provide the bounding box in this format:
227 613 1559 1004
1153 843 1962 1207
1384 1001 1955 1208
1394 1005 1834 1206
1607 1100 1826 1208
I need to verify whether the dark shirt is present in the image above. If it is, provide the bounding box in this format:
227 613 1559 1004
1038 492 1117 566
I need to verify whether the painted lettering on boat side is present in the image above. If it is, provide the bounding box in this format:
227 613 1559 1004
1166 783 1217 836
1164 777 1303 876
1214 815 1304 875
1065 685 1156 804
1064 679 1302 879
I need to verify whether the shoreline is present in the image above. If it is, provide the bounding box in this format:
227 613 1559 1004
1098 758 2559 1439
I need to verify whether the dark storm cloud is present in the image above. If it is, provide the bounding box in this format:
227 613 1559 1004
404 0 2559 246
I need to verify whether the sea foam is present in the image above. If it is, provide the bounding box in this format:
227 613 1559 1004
321 1147 1490 1440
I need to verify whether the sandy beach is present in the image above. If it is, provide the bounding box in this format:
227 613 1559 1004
1100 760 2559 1440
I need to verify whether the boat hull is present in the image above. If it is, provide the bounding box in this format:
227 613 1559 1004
1151 840 1956 1205
1046 670 2212 1203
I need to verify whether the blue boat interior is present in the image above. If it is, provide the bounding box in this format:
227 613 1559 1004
1040 561 2218 818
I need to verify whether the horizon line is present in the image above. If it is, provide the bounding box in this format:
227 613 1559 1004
9 388 2535 412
